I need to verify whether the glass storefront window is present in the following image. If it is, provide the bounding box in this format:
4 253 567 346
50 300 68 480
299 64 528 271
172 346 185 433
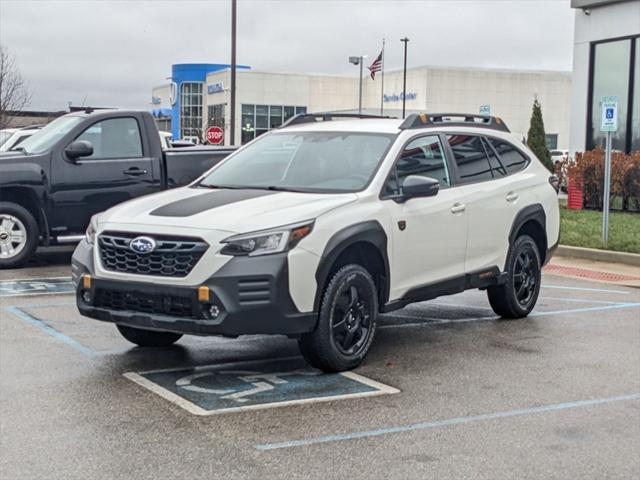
240 104 307 144
180 82 203 141
590 40 630 151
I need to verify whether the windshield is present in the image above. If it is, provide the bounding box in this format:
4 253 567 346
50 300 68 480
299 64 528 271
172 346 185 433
199 131 394 193
16 116 84 154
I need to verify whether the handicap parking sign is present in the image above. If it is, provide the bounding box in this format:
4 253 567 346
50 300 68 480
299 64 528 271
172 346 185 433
125 357 399 415
600 96 618 132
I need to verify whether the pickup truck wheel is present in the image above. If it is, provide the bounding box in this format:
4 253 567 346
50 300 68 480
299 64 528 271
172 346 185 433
116 324 183 347
299 264 378 372
0 202 39 269
487 234 541 319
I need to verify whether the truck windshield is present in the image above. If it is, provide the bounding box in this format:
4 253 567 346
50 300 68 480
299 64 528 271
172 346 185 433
16 116 84 154
199 131 394 193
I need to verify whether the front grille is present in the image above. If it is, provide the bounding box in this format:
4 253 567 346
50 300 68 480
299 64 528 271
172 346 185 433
94 289 197 319
98 232 208 277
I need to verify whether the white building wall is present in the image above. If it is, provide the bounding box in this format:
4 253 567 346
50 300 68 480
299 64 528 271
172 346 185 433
569 0 640 156
192 65 571 147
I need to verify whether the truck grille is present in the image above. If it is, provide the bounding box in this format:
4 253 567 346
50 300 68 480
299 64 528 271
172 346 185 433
98 232 208 277
94 289 197 319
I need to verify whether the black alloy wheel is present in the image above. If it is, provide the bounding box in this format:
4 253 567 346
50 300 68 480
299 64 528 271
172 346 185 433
487 234 542 319
299 264 379 372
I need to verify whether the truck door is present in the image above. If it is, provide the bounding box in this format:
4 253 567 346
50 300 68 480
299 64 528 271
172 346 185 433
50 116 162 234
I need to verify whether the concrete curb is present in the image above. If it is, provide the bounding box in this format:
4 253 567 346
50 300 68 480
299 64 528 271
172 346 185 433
557 245 640 267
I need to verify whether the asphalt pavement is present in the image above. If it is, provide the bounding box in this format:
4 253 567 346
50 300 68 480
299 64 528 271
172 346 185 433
1 248 639 479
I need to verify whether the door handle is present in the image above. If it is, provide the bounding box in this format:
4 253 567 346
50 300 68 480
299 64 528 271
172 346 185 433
506 191 519 202
123 167 148 176
450 203 466 214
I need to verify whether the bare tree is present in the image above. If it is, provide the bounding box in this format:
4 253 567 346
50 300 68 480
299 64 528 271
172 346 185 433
0 46 31 129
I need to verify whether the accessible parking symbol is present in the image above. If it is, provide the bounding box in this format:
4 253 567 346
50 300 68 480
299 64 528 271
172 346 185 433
125 357 399 415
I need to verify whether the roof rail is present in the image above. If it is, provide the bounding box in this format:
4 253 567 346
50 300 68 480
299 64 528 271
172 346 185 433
399 113 510 133
281 112 395 128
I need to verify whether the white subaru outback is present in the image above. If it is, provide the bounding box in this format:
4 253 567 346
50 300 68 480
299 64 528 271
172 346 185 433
73 113 560 372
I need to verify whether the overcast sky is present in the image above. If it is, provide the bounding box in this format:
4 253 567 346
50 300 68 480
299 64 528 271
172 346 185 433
0 0 575 111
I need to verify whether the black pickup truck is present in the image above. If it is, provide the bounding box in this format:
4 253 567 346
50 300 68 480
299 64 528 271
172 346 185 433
0 109 235 268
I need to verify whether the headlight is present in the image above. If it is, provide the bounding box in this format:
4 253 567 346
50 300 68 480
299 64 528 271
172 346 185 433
85 215 99 244
220 220 314 257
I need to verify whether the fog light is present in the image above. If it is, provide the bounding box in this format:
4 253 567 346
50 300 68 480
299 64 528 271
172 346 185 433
82 290 92 304
208 304 220 319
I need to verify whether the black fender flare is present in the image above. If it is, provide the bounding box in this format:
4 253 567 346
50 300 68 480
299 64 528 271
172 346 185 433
314 220 390 311
508 203 547 262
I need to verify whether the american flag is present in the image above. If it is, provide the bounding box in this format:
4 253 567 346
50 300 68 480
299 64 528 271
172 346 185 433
368 50 383 80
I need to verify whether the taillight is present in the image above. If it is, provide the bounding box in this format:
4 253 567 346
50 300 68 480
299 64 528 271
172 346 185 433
548 175 560 193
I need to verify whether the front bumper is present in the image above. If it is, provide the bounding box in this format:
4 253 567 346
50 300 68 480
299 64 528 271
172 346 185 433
72 240 317 337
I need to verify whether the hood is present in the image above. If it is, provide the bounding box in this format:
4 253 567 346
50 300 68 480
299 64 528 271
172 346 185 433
98 186 357 234
0 151 28 159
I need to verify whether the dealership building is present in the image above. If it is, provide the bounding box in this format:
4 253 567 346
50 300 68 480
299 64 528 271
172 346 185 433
151 62 571 148
569 0 639 155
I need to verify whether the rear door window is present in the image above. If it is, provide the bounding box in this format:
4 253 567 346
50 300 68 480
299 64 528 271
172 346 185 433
446 134 493 184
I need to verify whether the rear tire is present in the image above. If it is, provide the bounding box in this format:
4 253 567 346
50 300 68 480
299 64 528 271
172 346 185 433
487 234 541 319
0 202 39 269
299 264 378 372
116 324 183 347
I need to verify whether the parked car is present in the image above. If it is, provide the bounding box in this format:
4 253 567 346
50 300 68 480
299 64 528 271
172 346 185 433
0 126 43 152
72 112 560 372
0 109 235 268
550 149 568 167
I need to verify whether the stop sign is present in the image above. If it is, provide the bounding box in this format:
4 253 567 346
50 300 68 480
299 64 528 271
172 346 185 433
206 126 224 145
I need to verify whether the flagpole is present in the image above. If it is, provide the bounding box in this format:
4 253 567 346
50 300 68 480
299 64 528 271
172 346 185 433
380 38 385 116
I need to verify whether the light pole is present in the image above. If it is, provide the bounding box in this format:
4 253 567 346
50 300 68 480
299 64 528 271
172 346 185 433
349 56 366 114
230 0 237 146
400 37 409 119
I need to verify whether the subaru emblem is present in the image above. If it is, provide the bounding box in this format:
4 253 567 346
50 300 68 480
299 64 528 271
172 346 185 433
130 236 156 254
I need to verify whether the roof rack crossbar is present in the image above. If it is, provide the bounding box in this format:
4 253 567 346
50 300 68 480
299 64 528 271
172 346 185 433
399 113 510 133
281 112 395 128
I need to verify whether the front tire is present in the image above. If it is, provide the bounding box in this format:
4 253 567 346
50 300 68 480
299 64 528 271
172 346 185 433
0 202 39 269
116 324 183 347
487 234 541 319
299 264 378 372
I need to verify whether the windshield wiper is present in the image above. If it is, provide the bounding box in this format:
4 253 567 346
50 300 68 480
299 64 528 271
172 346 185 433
197 184 246 190
10 147 27 153
264 186 306 193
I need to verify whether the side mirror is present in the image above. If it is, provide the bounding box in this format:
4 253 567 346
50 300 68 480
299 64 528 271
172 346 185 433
400 175 440 201
65 140 93 160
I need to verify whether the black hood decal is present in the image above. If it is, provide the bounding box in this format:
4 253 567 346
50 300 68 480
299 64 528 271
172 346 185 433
150 189 277 217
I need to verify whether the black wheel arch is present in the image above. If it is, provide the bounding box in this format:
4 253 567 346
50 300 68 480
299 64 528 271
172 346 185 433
508 204 548 266
314 220 390 311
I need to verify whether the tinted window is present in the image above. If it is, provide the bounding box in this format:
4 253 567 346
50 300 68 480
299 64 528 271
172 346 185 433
482 137 507 178
487 138 529 175
446 134 493 183
75 118 143 159
385 135 449 196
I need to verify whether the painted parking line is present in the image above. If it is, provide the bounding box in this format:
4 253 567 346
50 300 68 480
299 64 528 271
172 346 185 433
255 392 640 451
124 357 400 416
3 306 97 357
380 301 640 330
0 277 74 297
541 285 632 295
